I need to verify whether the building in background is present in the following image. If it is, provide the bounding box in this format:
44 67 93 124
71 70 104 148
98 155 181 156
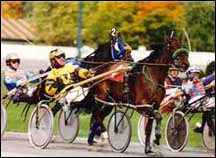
1 18 215 72
1 18 35 45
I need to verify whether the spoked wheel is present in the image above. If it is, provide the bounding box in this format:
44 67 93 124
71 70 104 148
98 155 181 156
165 111 189 152
28 101 54 149
108 110 132 153
1 104 7 137
137 115 156 146
202 118 215 151
58 108 79 143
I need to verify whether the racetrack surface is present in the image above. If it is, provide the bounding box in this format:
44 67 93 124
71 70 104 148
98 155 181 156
1 132 215 157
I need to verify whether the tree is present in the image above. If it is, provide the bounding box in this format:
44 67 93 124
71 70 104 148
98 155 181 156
21 1 215 53
30 2 78 46
184 2 215 52
82 2 138 48
131 2 186 48
2 1 23 19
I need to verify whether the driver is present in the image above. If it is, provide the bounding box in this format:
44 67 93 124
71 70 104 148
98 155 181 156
181 66 206 103
109 28 132 61
44 49 95 116
4 53 36 102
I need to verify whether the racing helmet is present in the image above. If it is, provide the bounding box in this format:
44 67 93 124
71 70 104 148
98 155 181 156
187 66 201 80
187 66 201 74
49 49 65 60
5 53 20 66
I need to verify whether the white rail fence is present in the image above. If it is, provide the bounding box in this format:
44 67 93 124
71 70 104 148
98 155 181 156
1 43 215 71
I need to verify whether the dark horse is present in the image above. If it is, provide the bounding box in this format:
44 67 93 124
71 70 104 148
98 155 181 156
80 33 190 153
80 39 133 69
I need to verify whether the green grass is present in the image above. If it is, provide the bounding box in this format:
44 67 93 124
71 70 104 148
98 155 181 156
1 76 205 149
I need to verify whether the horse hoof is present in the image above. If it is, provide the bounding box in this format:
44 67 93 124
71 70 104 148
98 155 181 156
153 139 160 145
88 140 97 146
145 149 154 154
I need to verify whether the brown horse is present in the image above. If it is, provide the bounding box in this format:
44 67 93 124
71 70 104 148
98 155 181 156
89 33 190 153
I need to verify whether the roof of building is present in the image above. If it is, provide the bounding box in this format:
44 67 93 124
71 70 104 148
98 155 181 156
1 18 35 41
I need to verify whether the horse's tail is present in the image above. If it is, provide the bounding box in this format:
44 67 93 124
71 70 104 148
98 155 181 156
74 91 97 114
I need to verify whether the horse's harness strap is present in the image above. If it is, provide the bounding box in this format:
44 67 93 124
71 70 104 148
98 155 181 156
79 58 171 67
95 97 153 110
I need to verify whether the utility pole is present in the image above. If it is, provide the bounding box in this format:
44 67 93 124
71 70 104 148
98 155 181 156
77 1 82 58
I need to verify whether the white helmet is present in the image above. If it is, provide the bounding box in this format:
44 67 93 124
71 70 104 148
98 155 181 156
188 66 201 74
5 53 20 66
6 53 20 61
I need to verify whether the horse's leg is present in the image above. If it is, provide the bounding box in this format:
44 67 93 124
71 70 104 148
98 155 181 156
145 117 154 154
153 108 162 145
88 110 100 145
96 106 113 137
153 89 165 146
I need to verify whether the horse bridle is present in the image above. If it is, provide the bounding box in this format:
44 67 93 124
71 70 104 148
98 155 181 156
166 39 187 71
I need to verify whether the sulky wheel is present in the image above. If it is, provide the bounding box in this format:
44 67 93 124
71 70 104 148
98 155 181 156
165 111 189 152
58 108 79 143
107 110 132 153
1 104 7 137
202 118 215 151
28 101 54 149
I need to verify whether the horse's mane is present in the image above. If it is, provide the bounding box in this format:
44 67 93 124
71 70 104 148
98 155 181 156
130 43 165 73
139 43 164 63
93 42 110 55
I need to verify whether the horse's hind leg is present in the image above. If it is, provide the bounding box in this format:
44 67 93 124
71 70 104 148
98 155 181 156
88 114 100 145
153 109 162 145
98 106 113 132
145 118 154 154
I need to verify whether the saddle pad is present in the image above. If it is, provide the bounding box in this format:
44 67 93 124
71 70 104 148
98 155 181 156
107 63 128 82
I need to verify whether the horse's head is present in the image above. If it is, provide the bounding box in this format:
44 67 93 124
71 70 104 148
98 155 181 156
165 32 190 72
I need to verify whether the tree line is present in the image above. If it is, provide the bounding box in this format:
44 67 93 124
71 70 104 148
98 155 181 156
2 1 215 52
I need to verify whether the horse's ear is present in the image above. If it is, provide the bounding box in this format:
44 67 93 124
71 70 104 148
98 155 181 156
165 30 175 43
169 30 174 38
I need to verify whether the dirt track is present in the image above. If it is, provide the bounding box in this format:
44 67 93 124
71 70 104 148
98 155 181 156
1 132 214 157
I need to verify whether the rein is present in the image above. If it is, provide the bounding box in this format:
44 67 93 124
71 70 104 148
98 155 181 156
79 58 172 67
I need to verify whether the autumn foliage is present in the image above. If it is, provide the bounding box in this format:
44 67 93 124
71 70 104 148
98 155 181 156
2 1 23 19
1 1 215 51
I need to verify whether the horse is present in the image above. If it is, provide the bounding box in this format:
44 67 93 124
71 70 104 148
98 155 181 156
75 36 134 144
79 32 190 153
